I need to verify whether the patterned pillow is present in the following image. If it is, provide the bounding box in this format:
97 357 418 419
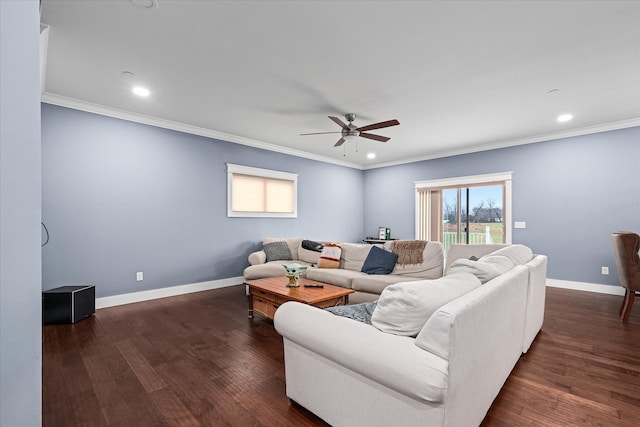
263 241 292 262
317 243 342 268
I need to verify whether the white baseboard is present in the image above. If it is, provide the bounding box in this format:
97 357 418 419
546 279 626 296
94 276 623 310
95 276 243 309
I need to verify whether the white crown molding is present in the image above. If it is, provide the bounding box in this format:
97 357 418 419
364 118 640 170
95 276 242 309
41 93 639 172
546 278 626 296
40 93 364 170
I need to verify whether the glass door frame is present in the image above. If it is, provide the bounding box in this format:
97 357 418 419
414 171 513 245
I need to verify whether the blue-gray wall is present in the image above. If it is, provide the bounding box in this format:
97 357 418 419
0 1 42 425
363 127 640 286
42 103 639 293
41 104 364 297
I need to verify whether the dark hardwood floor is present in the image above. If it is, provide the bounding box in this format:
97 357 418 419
43 285 640 426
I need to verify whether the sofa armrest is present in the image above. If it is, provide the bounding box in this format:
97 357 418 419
274 302 448 403
416 265 528 426
248 250 266 265
523 254 547 352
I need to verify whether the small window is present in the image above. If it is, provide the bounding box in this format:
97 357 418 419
227 164 298 218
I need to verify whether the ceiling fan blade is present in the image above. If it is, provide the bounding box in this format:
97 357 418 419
334 137 346 147
329 116 349 129
300 131 342 136
359 132 390 142
356 119 400 132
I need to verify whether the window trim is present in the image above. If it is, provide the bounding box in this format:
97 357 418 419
414 171 513 244
227 163 298 218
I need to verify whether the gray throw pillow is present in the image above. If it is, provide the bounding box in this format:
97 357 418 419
263 241 292 262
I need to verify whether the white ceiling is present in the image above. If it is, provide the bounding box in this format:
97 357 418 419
40 0 640 169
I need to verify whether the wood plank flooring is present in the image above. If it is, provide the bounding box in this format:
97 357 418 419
43 285 640 426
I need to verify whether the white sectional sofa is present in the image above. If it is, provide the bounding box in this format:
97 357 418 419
273 244 547 427
244 237 444 303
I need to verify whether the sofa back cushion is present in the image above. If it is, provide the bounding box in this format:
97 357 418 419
298 246 322 264
340 243 376 271
446 254 513 284
481 244 533 266
444 244 507 273
370 273 481 337
383 241 444 279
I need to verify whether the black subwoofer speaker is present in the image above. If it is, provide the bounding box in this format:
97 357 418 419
43 285 95 324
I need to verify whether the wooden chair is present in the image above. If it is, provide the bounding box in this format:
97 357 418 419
611 231 640 322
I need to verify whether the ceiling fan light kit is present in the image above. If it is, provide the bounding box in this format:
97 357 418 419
302 113 400 148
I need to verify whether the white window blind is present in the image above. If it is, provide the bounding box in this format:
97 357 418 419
227 164 298 218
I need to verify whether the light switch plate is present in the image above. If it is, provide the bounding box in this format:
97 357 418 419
514 221 526 229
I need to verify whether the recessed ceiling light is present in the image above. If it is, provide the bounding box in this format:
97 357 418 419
129 0 158 8
557 113 573 122
367 153 376 159
132 86 150 97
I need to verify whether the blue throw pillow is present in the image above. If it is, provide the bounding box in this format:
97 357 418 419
361 246 398 275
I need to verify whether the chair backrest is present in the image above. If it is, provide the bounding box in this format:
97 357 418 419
611 231 640 291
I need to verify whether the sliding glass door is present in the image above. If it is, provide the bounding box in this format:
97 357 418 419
416 172 511 254
443 185 504 251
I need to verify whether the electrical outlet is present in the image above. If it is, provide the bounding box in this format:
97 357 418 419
136 271 144 281
601 266 609 275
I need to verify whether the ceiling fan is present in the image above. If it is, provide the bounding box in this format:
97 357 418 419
300 114 400 147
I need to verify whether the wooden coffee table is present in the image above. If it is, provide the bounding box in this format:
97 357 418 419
245 276 354 320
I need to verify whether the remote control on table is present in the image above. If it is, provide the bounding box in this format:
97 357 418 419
304 284 324 288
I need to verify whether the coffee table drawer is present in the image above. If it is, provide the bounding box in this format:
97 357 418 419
252 296 279 319
252 288 290 305
313 296 347 309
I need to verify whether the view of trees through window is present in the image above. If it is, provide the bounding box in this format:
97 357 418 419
442 184 504 250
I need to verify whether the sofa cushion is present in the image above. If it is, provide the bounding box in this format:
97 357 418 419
306 267 362 289
263 241 292 262
371 273 482 337
384 241 444 279
244 260 313 280
317 243 342 268
298 246 321 265
340 243 375 271
361 246 398 275
352 275 423 294
446 255 512 284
